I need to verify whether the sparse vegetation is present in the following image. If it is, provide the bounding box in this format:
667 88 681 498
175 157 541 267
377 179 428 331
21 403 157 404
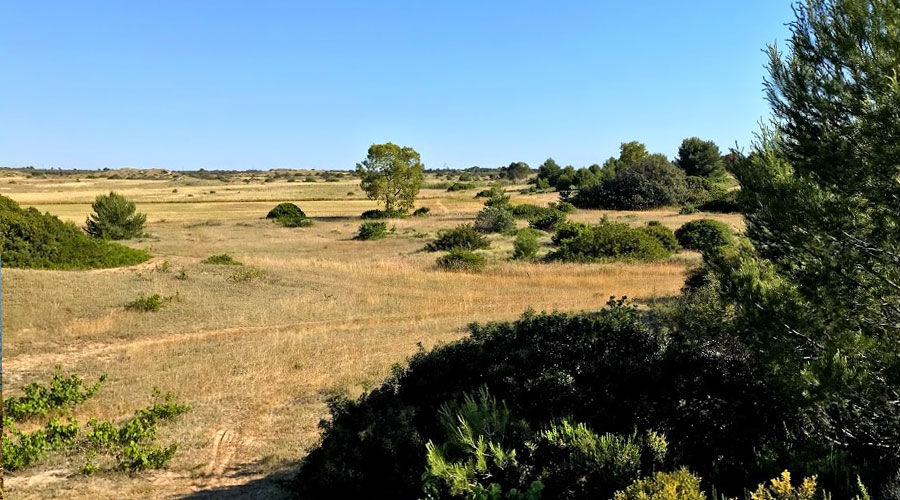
435 249 486 273
202 253 243 265
473 206 515 234
356 221 388 240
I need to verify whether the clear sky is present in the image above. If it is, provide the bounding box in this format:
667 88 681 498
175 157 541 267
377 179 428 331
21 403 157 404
1 1 794 171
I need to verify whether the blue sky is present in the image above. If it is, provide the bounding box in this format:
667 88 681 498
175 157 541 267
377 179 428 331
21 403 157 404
0 1 794 171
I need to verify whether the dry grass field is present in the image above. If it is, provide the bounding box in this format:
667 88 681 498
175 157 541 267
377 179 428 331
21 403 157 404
1 172 743 499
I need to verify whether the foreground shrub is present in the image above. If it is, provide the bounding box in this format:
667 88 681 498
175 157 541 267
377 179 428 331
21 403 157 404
512 229 540 260
425 224 489 251
549 220 673 262
674 219 733 254
474 206 515 234
356 221 388 240
0 195 149 270
202 254 243 265
613 468 705 500
4 372 106 421
435 249 486 273
85 192 146 240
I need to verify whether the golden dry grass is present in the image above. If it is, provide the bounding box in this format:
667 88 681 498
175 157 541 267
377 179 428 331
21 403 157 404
1 174 741 499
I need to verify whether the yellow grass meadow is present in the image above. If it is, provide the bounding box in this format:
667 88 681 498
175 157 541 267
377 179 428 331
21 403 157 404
0 173 742 499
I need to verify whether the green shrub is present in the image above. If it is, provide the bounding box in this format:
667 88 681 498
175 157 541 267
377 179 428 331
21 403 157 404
479 184 511 208
84 192 146 240
612 468 706 500
474 206 516 234
356 221 388 240
266 202 312 227
412 206 431 217
641 222 681 253
276 215 313 227
680 203 699 214
125 293 173 312
4 372 106 422
549 201 576 213
447 182 477 192
548 219 673 262
227 268 266 283
361 209 407 219
425 224 490 251
674 219 733 254
511 204 547 219
529 209 567 231
202 254 243 265
551 221 590 245
0 195 150 270
513 228 540 260
435 249 486 272
572 156 689 210
697 189 740 213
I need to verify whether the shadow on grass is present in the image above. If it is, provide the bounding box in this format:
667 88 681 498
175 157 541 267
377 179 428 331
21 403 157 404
178 466 297 500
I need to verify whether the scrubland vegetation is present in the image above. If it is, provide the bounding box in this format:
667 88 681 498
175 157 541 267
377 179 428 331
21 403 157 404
3 1 898 499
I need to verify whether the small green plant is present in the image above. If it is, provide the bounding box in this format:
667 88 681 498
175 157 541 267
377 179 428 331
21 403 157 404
4 372 106 421
426 224 490 252
447 181 477 192
513 229 541 260
612 468 705 500
356 221 388 240
227 268 266 283
202 254 243 266
125 293 175 312
436 249 487 273
548 219 674 262
679 203 699 214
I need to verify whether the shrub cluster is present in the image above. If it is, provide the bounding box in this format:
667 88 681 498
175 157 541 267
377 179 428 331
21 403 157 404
425 224 489 252
356 221 388 240
548 220 676 262
435 249 486 273
674 219 733 254
0 195 150 269
572 156 690 210
474 206 515 234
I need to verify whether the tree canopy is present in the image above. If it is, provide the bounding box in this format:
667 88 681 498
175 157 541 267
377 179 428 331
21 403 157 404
356 143 425 213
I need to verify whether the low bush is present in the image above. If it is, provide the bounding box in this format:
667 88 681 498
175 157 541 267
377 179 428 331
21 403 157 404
548 220 674 262
4 372 106 421
474 206 516 234
356 221 388 240
680 204 699 214
125 293 175 312
226 268 266 283
202 254 243 265
641 222 681 253
613 468 705 500
412 206 431 217
276 215 313 227
697 190 740 213
425 224 490 252
447 182 477 192
549 201 576 213
511 204 551 219
361 209 407 219
0 195 150 270
529 209 567 231
266 202 306 219
513 228 541 260
435 249 486 272
674 219 734 254
85 192 146 240
478 184 511 208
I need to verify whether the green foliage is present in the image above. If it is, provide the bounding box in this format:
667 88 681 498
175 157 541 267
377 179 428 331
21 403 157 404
435 250 486 273
125 293 176 312
84 191 146 240
356 142 425 213
356 221 388 240
548 219 674 262
4 372 106 421
266 202 311 227
612 469 706 500
512 229 540 260
696 190 740 213
675 137 725 178
276 215 313 227
413 206 432 217
528 210 567 232
674 219 733 255
640 223 681 253
572 155 689 210
474 206 516 234
361 208 408 219
679 204 699 215
226 267 266 283
0 195 150 269
548 201 575 214
510 204 548 219
426 225 490 252
448 182 477 192
202 253 243 265
505 162 531 181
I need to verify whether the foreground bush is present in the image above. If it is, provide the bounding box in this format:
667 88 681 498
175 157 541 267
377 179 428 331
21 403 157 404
548 220 674 262
435 249 486 273
674 219 733 254
425 225 489 252
0 195 149 269
474 206 515 234
356 221 388 240
85 192 146 240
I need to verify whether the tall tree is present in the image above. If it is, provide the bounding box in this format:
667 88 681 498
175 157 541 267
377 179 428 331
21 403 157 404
713 0 900 492
675 137 724 178
356 143 425 213
505 161 531 181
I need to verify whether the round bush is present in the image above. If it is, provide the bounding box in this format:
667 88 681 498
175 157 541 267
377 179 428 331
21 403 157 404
425 224 490 252
529 210 567 231
674 219 734 254
356 221 388 240
474 206 515 234
435 249 486 272
548 220 673 262
266 202 306 220
641 222 681 252
513 229 540 260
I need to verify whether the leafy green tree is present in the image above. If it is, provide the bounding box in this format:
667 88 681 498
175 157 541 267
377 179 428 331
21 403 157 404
84 192 146 240
505 162 531 181
675 137 724 178
710 0 900 491
356 143 425 213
